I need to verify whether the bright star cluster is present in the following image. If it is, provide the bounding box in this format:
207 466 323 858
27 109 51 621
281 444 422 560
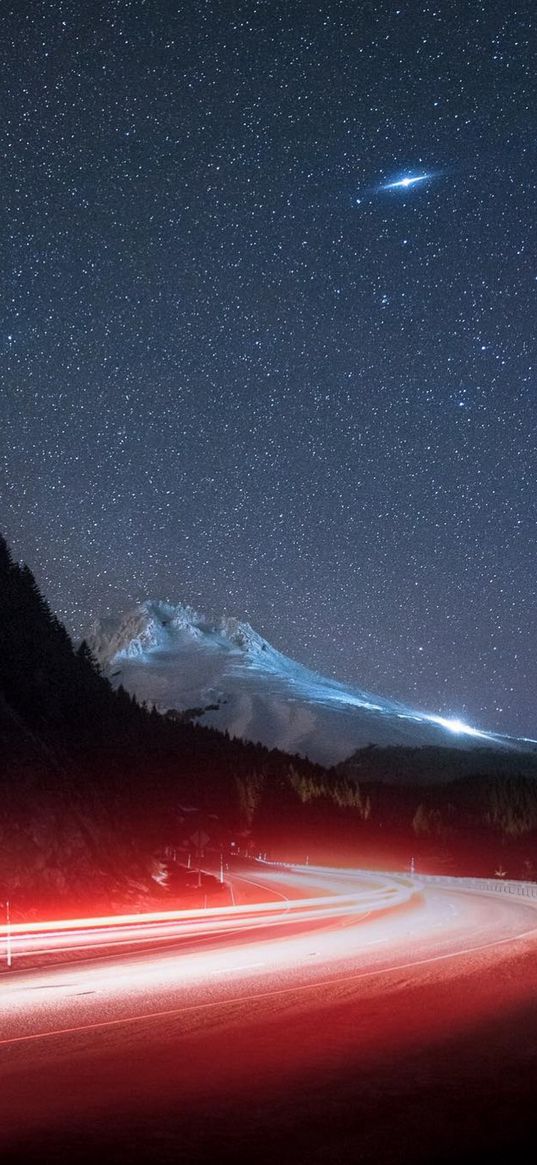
1 1 536 738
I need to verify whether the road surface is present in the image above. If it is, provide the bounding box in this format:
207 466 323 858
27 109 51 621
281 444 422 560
2 862 537 1163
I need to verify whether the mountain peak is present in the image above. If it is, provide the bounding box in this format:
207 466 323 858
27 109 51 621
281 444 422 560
88 600 269 670
216 615 267 653
87 598 535 767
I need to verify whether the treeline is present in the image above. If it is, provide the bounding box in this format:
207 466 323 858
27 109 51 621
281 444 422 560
337 743 537 786
235 750 537 879
0 534 333 912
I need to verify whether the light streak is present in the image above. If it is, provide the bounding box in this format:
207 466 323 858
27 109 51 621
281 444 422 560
215 962 266 973
425 714 490 739
382 173 431 190
0 873 417 965
3 866 537 1054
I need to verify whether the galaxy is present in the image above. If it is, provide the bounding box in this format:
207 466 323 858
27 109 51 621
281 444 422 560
1 0 535 738
381 173 432 190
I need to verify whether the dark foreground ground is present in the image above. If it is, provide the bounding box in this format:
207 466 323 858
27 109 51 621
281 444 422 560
2 949 537 1165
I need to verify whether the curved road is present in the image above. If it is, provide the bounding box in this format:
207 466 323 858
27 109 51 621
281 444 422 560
2 862 537 1163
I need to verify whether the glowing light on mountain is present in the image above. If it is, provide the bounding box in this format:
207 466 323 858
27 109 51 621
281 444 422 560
426 715 490 739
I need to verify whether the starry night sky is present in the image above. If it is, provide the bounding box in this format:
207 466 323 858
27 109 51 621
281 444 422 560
2 0 536 737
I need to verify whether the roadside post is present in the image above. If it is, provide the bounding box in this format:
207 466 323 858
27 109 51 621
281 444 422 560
4 899 12 969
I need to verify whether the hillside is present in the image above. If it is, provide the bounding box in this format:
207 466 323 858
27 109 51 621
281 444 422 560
0 536 334 915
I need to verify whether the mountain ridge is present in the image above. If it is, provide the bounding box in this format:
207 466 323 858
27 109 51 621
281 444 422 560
88 599 535 766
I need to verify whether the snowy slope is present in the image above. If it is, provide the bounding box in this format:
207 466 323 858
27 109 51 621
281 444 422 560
87 600 532 766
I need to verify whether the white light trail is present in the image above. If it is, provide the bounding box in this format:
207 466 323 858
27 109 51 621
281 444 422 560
0 874 417 964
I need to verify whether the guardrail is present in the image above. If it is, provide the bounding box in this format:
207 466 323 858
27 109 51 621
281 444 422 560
270 857 535 899
260 857 537 899
271 860 537 903
376 870 537 900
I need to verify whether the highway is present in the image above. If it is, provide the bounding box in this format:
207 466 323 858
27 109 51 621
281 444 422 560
2 861 537 1163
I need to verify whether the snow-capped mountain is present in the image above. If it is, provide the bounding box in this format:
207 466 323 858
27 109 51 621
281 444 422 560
87 600 532 766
